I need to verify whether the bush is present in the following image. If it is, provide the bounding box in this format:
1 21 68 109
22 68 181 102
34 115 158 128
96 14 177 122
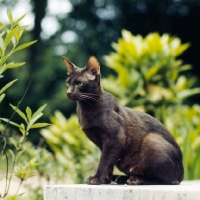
165 104 200 180
0 9 49 199
102 30 200 120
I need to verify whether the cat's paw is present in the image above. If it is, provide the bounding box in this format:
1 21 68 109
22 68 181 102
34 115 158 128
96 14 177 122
127 176 144 185
86 176 100 185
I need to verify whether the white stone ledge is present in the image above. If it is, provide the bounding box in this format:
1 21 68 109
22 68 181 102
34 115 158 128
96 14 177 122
44 180 200 200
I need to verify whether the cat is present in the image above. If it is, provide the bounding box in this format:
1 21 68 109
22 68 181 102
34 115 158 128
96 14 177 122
62 55 184 185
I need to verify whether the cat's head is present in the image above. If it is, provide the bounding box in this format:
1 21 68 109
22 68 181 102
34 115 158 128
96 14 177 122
62 56 101 102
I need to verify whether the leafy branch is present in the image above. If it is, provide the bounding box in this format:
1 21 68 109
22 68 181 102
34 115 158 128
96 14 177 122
0 8 49 199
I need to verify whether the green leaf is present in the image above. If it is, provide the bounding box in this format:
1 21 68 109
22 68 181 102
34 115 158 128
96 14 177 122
0 93 5 103
0 63 6 75
15 25 29 43
178 88 200 100
16 150 24 161
0 46 4 57
12 35 17 46
32 104 47 118
0 79 18 94
9 104 28 123
26 107 32 120
144 64 162 81
7 8 13 25
9 149 15 161
13 40 37 52
177 64 192 72
27 113 43 130
4 62 26 71
0 54 9 66
30 123 50 129
19 128 26 136
0 36 4 50
18 25 29 31
5 26 18 47
9 137 18 149
0 118 21 128
19 123 26 136
0 30 6 37
13 13 27 27
0 23 7 31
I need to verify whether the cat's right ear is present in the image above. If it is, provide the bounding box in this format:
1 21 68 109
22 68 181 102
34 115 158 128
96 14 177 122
62 56 77 75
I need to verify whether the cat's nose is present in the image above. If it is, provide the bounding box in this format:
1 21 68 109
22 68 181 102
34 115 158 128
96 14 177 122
67 87 73 97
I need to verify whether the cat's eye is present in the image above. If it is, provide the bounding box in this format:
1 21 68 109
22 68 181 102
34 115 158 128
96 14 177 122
77 81 83 87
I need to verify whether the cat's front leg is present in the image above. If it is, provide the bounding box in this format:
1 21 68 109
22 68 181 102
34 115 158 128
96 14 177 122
86 144 123 185
86 166 114 185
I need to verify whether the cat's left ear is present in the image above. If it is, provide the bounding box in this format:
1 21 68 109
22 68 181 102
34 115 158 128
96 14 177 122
85 56 100 75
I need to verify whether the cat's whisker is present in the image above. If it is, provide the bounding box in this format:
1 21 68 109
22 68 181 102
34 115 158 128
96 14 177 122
80 94 101 103
78 95 92 105
80 92 100 97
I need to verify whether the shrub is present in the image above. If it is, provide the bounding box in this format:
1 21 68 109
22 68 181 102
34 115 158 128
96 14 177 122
165 104 200 180
102 30 200 120
0 9 49 199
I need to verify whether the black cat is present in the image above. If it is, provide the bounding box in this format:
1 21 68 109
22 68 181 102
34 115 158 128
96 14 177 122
63 56 184 185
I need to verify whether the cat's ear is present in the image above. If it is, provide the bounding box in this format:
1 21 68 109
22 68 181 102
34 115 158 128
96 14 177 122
85 56 100 75
62 56 77 75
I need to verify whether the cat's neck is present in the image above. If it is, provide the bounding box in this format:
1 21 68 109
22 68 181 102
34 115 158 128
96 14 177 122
77 87 104 109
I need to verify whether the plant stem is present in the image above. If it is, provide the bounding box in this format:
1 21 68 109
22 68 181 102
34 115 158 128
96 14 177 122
4 152 9 196
3 135 26 198
15 179 23 196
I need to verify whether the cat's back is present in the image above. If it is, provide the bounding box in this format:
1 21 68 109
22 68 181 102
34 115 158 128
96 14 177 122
119 106 179 148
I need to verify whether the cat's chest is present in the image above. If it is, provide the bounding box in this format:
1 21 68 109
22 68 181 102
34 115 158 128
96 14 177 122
78 108 101 130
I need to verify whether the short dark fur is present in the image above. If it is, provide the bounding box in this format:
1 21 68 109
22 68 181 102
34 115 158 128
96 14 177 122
63 56 184 185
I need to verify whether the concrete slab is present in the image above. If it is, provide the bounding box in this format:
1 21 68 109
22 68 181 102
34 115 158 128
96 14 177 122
44 180 200 200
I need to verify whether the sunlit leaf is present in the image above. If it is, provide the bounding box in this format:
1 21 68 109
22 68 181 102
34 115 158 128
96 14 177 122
4 62 26 71
9 149 15 161
9 137 18 149
27 113 43 130
16 150 24 161
13 13 27 27
32 104 47 118
0 93 5 103
0 54 9 66
29 123 50 129
7 8 13 25
9 104 28 123
178 88 200 100
0 47 3 57
0 36 4 50
0 79 18 94
0 118 21 128
5 26 18 47
26 106 32 120
13 40 37 52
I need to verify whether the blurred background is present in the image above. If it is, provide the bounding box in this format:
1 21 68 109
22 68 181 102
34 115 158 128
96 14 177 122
0 0 200 199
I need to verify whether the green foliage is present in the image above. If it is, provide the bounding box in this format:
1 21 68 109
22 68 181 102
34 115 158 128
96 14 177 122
165 105 200 180
103 30 200 119
41 111 99 183
103 29 200 180
0 9 48 199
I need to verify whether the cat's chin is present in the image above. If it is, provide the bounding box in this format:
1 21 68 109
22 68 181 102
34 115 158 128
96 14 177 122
67 94 78 101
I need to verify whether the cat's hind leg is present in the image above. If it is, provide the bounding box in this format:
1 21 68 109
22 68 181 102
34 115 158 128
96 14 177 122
136 133 183 185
